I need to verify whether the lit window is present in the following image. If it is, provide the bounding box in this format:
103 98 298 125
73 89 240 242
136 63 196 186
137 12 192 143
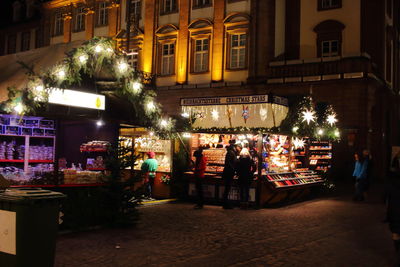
194 39 209 72
230 33 246 69
161 43 175 75
98 2 109 26
74 7 85 32
21 32 30 52
54 11 64 36
321 40 339 57
161 0 177 14
193 0 211 8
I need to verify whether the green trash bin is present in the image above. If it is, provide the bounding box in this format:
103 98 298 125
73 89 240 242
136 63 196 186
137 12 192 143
0 188 65 267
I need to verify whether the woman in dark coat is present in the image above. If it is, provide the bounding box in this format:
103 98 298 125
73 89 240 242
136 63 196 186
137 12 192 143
236 146 254 209
388 153 400 265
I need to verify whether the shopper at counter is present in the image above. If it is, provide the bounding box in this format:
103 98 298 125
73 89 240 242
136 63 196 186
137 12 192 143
236 146 255 209
193 147 207 209
141 151 158 200
222 140 238 209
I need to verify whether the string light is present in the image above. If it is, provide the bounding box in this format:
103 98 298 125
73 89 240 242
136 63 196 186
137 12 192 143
146 101 155 111
78 54 88 64
334 130 340 137
14 103 24 114
160 119 168 127
117 61 128 72
57 69 66 79
96 120 104 126
317 129 324 135
95 45 103 53
181 112 189 118
292 126 299 133
131 81 141 93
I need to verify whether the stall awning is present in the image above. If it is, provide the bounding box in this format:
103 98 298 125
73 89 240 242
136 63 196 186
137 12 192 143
181 95 289 129
0 41 84 102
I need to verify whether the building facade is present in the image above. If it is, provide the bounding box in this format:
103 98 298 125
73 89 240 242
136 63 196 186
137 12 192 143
0 0 399 179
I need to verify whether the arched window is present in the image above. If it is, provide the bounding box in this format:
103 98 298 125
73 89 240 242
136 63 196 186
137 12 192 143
313 20 345 57
156 25 179 76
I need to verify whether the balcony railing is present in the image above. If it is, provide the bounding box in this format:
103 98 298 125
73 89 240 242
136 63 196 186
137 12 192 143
267 54 377 80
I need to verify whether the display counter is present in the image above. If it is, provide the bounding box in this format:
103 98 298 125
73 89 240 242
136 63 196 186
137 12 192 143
185 133 326 206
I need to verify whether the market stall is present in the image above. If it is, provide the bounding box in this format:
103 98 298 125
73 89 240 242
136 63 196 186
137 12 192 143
119 127 173 198
181 94 331 207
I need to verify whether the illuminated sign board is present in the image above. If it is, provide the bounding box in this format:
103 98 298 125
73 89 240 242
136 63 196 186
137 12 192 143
48 88 105 110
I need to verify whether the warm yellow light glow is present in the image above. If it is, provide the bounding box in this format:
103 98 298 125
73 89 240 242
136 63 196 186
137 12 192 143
146 101 155 111
57 70 66 79
14 103 24 114
95 45 103 53
160 119 168 127
292 126 299 133
181 112 189 118
132 82 141 93
317 129 324 135
118 62 128 72
335 130 340 137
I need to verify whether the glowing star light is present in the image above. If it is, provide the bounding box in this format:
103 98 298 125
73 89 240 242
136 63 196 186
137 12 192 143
292 137 305 150
327 114 338 126
211 110 219 121
301 109 316 125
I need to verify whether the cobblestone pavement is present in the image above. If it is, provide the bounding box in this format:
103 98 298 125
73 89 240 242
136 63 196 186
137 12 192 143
55 186 396 267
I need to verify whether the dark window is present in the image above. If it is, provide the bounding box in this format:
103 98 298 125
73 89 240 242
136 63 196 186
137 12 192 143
21 32 30 52
229 33 247 69
74 7 85 32
54 11 64 36
193 38 209 72
7 35 16 54
35 29 43 49
97 2 109 26
318 0 342 11
160 43 175 75
193 0 212 8
161 0 178 15
314 20 345 57
386 0 392 17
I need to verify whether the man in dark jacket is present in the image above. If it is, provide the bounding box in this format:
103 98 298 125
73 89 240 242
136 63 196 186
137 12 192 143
388 153 400 265
222 140 238 209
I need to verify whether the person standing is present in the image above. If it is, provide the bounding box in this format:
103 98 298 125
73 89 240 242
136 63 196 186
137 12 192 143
387 152 400 265
222 140 238 209
353 151 368 201
236 146 254 209
193 147 207 209
141 151 158 200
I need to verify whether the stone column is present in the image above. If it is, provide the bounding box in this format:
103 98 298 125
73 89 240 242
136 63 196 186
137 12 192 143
108 1 120 36
85 8 95 40
212 0 226 82
63 12 72 43
143 0 157 74
177 0 190 84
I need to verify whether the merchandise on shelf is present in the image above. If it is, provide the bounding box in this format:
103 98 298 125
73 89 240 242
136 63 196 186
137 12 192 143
63 169 103 184
262 134 290 173
265 170 323 188
80 140 110 152
309 140 332 173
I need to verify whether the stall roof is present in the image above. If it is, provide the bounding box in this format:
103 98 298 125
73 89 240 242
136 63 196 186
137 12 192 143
0 41 84 102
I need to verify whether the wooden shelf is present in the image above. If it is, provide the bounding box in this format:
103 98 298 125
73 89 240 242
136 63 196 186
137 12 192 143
0 159 24 163
0 159 53 163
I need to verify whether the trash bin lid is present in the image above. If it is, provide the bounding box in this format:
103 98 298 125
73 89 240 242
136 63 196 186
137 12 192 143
0 188 65 202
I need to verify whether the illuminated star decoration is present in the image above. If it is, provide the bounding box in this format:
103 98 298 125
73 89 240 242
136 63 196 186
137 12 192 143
292 137 305 150
301 109 316 125
327 113 338 126
211 109 219 121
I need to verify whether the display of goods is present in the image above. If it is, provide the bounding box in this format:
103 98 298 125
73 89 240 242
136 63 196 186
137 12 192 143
27 164 54 173
9 117 25 126
21 127 32 136
134 137 170 153
63 169 77 184
32 128 44 136
202 149 226 164
5 126 20 135
0 166 25 181
24 119 40 127
80 140 110 152
28 146 53 160
39 120 55 129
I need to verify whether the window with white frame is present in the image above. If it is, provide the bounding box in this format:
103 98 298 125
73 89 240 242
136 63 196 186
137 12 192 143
161 0 177 14
194 39 209 72
74 7 85 32
230 33 246 69
128 48 139 69
54 11 64 36
321 40 339 57
193 0 211 8
161 43 175 75
130 0 141 17
21 32 30 52
98 2 109 26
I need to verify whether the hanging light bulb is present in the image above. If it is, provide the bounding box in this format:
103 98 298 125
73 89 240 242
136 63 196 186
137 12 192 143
317 129 324 135
334 130 340 137
292 126 299 133
96 119 104 126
